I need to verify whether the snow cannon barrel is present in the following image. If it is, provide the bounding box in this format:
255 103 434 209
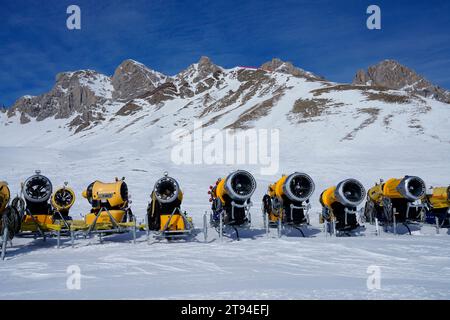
51 184 76 214
269 172 315 202
22 171 53 214
0 181 11 214
82 178 129 209
153 174 183 204
321 179 366 208
383 176 426 201
215 170 257 204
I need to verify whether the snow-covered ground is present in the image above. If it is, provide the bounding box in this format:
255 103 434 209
1 139 449 299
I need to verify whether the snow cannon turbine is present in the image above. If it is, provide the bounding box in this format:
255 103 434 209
319 178 366 233
365 176 426 226
82 177 132 225
147 172 193 239
51 182 75 220
21 171 54 226
263 172 314 227
209 170 256 228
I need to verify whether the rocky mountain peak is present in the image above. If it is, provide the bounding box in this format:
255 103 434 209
260 58 324 81
112 59 167 101
7 68 113 124
353 60 449 104
177 56 223 84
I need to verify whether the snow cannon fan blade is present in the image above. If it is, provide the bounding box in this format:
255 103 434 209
283 172 315 202
224 170 257 202
52 187 75 212
154 176 180 204
397 176 426 201
335 179 366 207
23 172 53 204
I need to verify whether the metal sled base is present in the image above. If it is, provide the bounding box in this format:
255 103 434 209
264 203 311 238
145 208 195 242
70 207 137 246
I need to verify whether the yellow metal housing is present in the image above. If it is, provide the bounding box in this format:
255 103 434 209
216 178 227 204
382 178 403 199
368 183 384 204
0 181 10 213
85 210 126 225
23 214 54 225
428 187 450 209
269 175 288 200
321 186 337 208
160 214 186 231
51 187 76 212
83 180 128 208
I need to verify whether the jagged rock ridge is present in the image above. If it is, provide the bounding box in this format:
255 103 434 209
353 59 450 104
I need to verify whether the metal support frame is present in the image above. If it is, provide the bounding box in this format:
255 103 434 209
153 207 194 241
71 206 136 246
1 215 9 260
393 211 397 235
406 202 426 221
145 213 150 242
217 201 252 241
266 202 311 238
19 209 67 247
332 218 337 236
375 218 380 236
219 210 223 241
435 216 440 235
203 211 208 242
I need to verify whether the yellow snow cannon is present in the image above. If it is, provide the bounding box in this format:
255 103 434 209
1 181 22 260
209 170 256 240
68 177 136 244
146 172 193 240
16 171 66 244
82 178 131 226
427 186 450 209
262 173 314 232
364 176 426 229
319 178 366 234
21 171 54 226
0 181 10 214
424 186 450 227
51 182 76 219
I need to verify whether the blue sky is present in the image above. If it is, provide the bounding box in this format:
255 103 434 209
0 0 449 107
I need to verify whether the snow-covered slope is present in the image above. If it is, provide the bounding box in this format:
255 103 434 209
0 57 449 299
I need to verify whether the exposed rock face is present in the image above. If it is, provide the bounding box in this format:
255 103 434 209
112 59 166 101
353 60 450 104
260 58 324 81
175 56 224 96
5 56 449 136
8 70 112 122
